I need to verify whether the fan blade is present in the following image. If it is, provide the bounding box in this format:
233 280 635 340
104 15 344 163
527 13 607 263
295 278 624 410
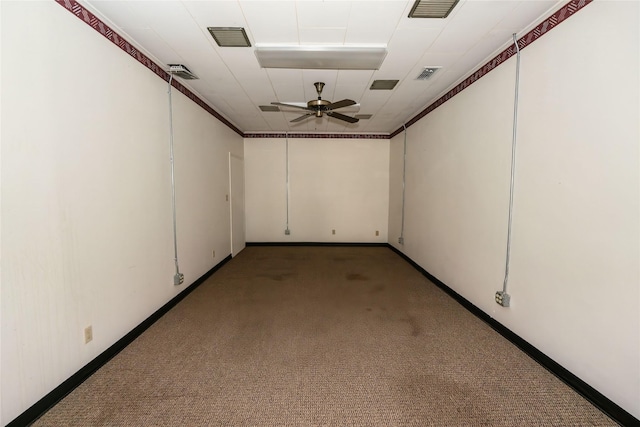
327 99 356 110
271 102 309 110
271 102 310 111
327 111 359 123
291 113 314 123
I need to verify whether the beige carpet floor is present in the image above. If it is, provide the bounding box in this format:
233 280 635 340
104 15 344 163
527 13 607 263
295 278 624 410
33 246 616 426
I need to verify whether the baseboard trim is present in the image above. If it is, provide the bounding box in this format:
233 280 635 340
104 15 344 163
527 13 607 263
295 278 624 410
246 242 388 247
7 255 232 427
386 244 637 427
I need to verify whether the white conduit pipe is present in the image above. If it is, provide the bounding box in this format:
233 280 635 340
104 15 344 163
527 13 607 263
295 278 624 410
285 133 290 235
168 75 183 285
502 33 521 296
399 123 407 245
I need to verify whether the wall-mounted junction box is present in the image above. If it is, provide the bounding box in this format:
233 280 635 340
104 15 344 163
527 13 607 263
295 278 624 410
495 291 510 307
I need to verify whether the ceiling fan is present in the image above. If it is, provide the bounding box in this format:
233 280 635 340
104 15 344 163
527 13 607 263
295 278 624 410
271 82 359 124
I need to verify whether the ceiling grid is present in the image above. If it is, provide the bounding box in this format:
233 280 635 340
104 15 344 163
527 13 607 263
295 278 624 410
66 0 590 138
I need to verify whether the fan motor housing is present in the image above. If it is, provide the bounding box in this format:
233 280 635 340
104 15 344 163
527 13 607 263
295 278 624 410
308 99 331 117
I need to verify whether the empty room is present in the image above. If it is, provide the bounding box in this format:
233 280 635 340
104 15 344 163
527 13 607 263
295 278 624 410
1 0 638 425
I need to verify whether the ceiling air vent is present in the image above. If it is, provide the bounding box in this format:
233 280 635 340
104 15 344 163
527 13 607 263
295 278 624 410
416 67 441 80
354 114 372 120
207 27 251 47
167 64 198 80
409 0 459 18
259 105 280 112
370 80 399 90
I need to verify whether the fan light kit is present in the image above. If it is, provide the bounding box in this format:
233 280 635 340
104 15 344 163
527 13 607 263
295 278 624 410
271 82 359 124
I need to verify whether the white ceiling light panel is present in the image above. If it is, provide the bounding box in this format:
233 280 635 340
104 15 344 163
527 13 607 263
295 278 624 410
255 45 388 70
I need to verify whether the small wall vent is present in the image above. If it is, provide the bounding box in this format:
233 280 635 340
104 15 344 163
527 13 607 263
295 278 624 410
416 67 441 80
354 114 372 120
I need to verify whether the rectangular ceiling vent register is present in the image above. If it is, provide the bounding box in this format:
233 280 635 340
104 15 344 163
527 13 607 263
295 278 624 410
409 0 459 18
370 80 399 90
416 67 441 80
207 27 251 47
259 105 280 112
167 64 198 80
354 114 372 120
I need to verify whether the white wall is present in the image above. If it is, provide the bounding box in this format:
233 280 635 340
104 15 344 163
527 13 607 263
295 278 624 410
0 2 242 424
389 1 639 418
245 138 389 243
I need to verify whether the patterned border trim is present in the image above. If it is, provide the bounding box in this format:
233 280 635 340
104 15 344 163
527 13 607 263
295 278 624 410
244 133 389 140
389 0 593 138
54 0 244 137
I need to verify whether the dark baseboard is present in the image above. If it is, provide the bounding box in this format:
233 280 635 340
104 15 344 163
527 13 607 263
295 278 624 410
386 244 638 427
8 255 232 427
246 242 388 247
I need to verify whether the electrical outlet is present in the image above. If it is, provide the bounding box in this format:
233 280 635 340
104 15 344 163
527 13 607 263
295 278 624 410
398 237 404 244
332 229 336 235
284 229 290 235
84 326 93 344
495 291 510 307
375 230 379 236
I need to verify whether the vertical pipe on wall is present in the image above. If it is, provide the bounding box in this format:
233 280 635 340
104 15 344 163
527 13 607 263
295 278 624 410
398 124 407 245
284 133 290 235
501 33 521 300
168 75 184 285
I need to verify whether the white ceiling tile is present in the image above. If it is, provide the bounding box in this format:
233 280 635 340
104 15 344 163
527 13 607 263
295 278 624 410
267 69 305 102
344 1 407 44
495 1 561 32
241 1 299 43
298 28 347 44
427 0 519 53
295 1 352 28
86 1 147 30
215 48 263 78
122 27 183 66
182 1 247 29
127 1 207 48
376 27 442 76
449 29 516 74
175 48 233 81
261 113 290 131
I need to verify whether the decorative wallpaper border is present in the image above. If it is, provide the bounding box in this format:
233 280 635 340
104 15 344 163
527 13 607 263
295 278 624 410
54 0 244 137
389 0 593 138
244 133 389 139
55 0 591 140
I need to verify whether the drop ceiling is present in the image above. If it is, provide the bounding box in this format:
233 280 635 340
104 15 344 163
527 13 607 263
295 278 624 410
83 0 563 135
